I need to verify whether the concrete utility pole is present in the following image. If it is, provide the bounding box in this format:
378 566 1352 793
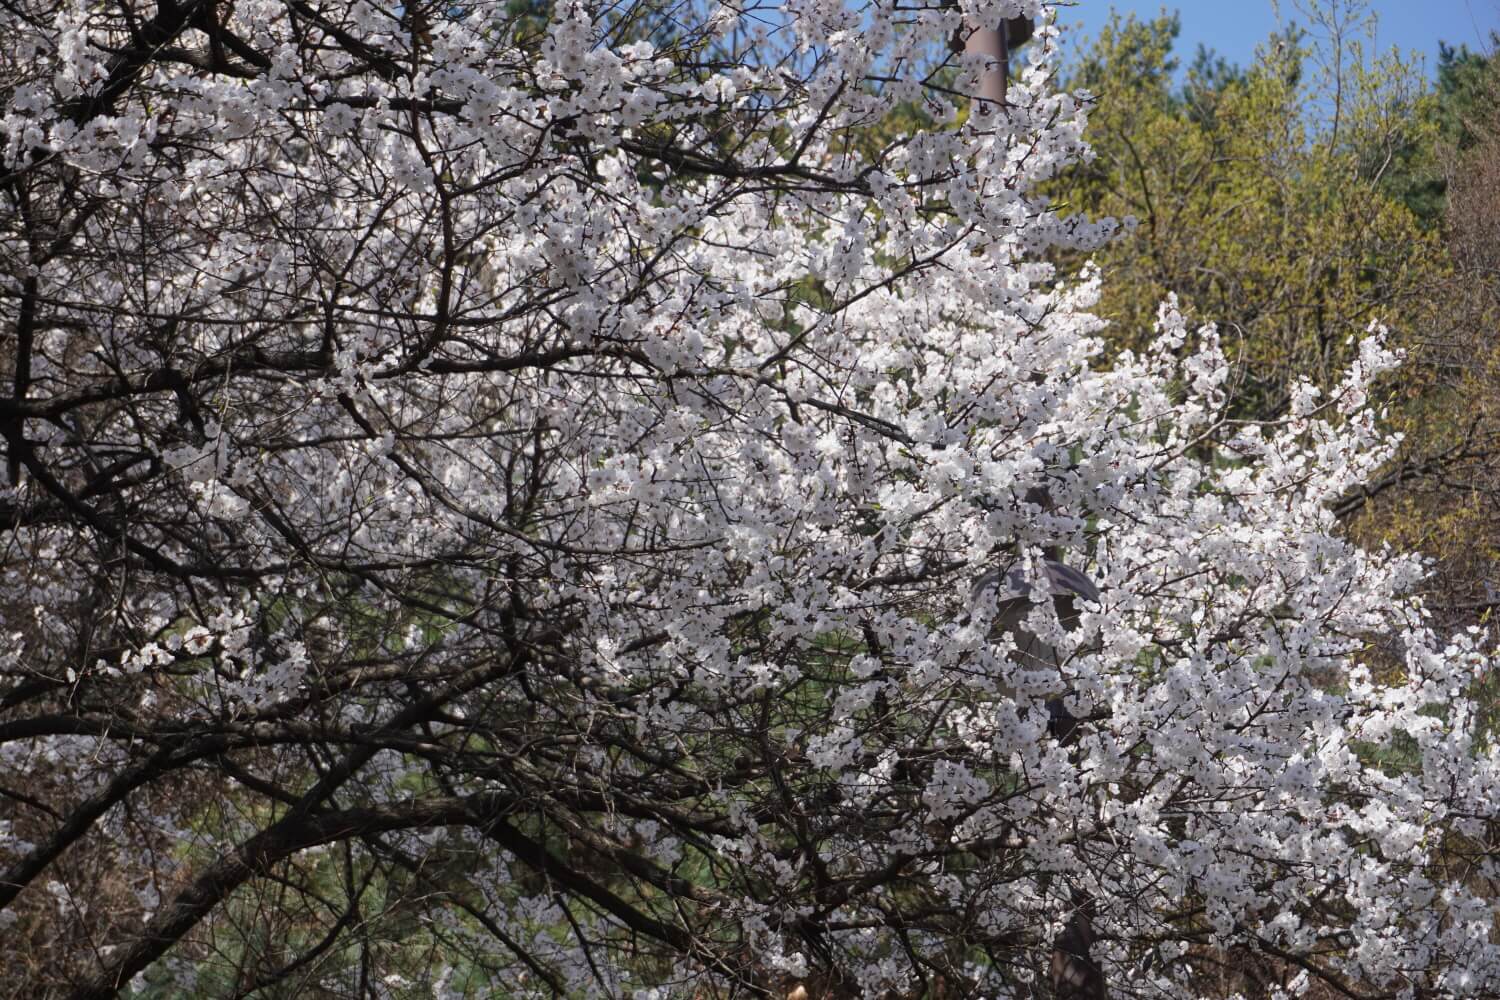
954 15 1111 993
953 13 1110 998
971 478 1108 1000
956 14 1034 109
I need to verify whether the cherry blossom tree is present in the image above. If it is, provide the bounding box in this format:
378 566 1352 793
1 1 1497 997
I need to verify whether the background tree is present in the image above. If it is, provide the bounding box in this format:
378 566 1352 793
1359 46 1500 636
1054 9 1444 417
1053 4 1500 626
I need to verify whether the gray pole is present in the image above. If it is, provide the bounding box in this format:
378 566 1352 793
957 15 1033 111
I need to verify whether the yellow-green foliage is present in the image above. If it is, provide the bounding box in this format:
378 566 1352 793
1056 12 1448 421
1053 10 1500 629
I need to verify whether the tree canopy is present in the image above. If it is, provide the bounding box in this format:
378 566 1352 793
1 2 1498 998
1052 6 1500 643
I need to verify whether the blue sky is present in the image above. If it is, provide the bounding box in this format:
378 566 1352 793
1059 1 1500 75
